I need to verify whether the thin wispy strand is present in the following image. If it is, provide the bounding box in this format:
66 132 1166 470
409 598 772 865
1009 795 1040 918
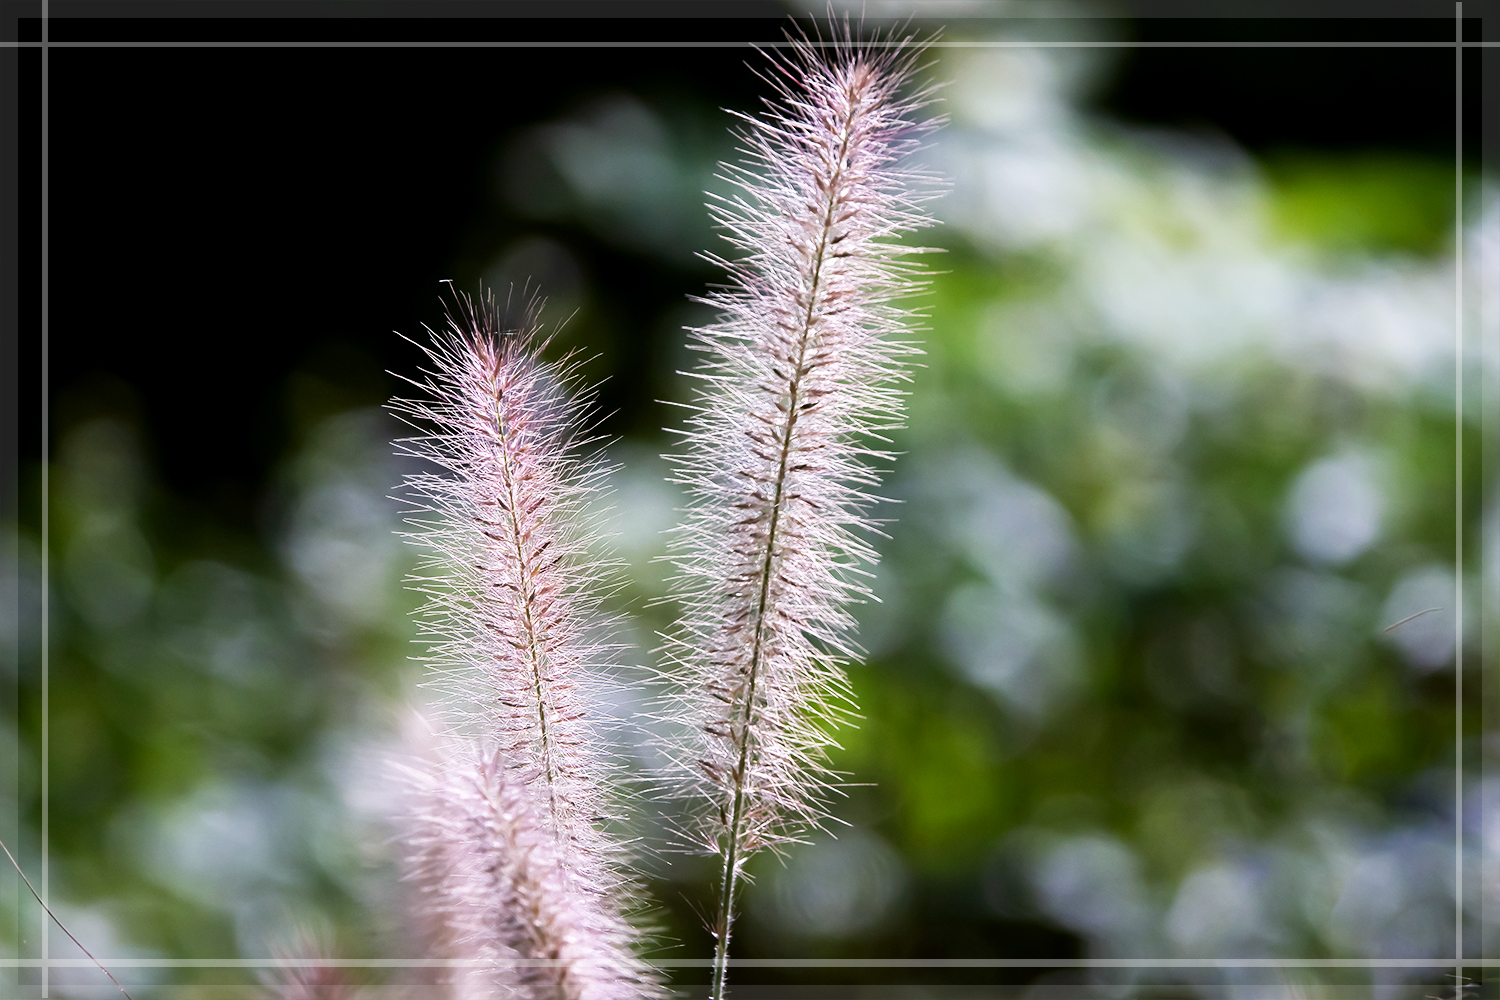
655 22 941 998
392 286 657 1000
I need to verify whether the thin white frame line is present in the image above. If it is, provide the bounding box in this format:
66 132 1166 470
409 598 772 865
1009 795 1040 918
38 0 49 994
4 40 1500 48
24 16 1487 990
6 959 1500 970
1453 0 1465 966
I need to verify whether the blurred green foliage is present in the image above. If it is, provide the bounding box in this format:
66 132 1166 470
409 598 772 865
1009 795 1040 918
1264 154 1455 256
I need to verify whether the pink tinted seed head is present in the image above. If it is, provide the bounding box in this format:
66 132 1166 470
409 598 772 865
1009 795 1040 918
393 286 657 1000
656 23 940 995
392 285 617 842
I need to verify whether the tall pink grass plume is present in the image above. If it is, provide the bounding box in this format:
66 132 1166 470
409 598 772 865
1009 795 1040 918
654 20 942 998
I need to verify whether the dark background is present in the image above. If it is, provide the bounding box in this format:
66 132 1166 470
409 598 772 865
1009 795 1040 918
24 7 1490 530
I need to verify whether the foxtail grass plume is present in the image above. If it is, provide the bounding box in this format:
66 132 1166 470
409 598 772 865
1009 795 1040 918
393 286 657 1000
656 24 940 997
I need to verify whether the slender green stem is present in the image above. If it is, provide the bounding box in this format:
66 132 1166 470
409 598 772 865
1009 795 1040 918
708 86 858 1000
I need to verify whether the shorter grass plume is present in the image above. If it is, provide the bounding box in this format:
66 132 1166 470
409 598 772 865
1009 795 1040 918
392 286 658 1000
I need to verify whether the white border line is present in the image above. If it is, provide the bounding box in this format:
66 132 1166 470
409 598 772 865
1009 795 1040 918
2 958 1498 970
3 40 1500 49
1453 0 1465 971
39 0 50 996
